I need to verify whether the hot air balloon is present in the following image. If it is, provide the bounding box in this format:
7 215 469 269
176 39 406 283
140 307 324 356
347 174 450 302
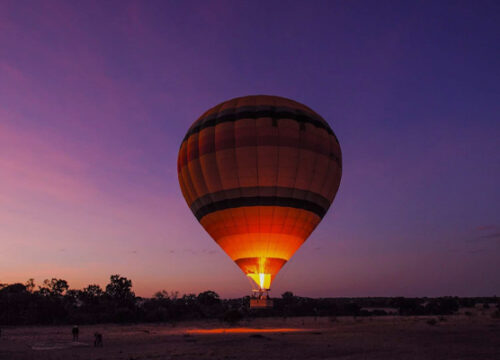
177 95 342 304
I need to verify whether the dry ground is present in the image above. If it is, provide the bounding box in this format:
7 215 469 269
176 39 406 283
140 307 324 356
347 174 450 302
1 314 499 360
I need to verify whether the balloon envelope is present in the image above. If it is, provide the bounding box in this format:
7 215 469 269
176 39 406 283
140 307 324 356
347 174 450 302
177 95 342 291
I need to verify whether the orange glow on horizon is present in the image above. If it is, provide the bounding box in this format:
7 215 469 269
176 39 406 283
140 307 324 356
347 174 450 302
187 328 310 334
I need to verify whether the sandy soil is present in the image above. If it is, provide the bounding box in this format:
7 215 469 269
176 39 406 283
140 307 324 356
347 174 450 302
1 314 499 360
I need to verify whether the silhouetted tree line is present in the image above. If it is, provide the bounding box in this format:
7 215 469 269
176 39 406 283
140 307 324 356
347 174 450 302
0 276 498 325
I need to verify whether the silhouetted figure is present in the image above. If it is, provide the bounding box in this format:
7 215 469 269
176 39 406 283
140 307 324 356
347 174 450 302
94 332 103 347
72 325 79 341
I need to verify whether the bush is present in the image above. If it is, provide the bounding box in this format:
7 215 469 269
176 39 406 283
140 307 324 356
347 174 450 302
426 318 437 326
223 309 243 325
114 307 135 323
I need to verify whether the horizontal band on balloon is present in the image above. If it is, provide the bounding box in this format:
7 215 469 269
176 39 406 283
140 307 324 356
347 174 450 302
182 106 337 143
179 132 341 169
179 160 341 211
178 144 342 207
214 232 307 261
194 196 328 221
200 207 320 245
189 186 331 216
235 257 287 276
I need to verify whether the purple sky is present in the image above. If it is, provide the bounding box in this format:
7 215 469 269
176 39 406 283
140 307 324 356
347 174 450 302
1 1 499 298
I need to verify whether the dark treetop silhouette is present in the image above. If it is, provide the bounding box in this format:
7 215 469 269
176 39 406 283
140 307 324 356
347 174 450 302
1 275 497 325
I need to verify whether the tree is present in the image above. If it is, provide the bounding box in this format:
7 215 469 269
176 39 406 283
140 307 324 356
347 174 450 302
181 294 197 305
105 275 135 304
0 283 30 325
154 290 179 300
25 279 35 293
83 284 103 299
282 291 295 302
197 291 220 306
38 278 69 296
0 283 27 294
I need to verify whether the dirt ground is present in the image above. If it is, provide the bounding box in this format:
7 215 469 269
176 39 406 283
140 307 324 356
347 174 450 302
1 314 499 360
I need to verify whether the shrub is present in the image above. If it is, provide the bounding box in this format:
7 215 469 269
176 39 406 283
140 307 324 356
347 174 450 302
223 309 243 325
426 318 437 326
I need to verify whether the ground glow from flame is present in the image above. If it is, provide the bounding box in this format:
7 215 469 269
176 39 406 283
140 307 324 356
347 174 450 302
187 328 310 334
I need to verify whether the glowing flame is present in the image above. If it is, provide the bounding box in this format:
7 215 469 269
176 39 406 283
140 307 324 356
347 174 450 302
245 257 273 290
259 273 265 289
247 273 271 290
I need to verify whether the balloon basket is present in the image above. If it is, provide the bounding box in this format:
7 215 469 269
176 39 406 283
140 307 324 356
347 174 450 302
250 298 274 309
250 289 273 309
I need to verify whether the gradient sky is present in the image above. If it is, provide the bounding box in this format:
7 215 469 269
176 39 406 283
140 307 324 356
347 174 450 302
1 1 499 298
